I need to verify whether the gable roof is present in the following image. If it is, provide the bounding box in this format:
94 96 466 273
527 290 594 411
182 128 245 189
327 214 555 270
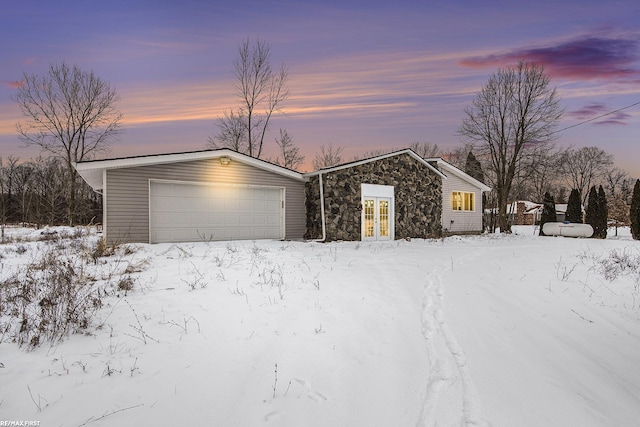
426 158 491 192
74 148 305 191
303 148 446 179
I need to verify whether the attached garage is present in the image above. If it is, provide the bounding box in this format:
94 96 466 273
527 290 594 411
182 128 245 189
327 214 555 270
149 181 284 243
74 149 306 244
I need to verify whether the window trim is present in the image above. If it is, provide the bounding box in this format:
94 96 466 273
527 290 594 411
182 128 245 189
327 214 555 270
452 191 476 212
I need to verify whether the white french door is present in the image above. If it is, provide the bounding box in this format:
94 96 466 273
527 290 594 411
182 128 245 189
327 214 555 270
363 197 391 241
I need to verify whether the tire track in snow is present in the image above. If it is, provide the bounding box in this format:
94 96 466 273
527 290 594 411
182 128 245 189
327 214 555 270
417 255 491 427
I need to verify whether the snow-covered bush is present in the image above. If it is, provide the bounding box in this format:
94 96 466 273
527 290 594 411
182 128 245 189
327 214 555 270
578 247 640 282
0 246 102 348
0 234 142 349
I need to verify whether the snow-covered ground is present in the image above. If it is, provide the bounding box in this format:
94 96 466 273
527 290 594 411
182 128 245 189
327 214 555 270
1 226 640 426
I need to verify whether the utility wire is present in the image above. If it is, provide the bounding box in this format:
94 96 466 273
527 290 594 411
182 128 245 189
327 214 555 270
554 100 640 134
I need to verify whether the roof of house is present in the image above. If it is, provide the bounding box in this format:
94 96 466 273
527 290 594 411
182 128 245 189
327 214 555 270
425 157 491 192
76 147 492 194
507 201 580 215
74 148 305 191
303 148 446 179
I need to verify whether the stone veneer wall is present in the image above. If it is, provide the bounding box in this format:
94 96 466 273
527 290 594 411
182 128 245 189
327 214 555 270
305 153 442 241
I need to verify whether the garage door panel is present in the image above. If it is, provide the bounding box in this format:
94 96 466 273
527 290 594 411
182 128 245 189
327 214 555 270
150 182 283 243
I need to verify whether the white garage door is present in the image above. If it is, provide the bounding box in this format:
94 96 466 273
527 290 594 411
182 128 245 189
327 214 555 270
149 181 283 243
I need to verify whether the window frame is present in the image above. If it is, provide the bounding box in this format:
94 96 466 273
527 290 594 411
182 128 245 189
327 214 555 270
452 191 476 212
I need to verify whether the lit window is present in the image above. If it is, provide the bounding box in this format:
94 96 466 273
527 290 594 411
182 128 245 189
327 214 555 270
452 191 475 211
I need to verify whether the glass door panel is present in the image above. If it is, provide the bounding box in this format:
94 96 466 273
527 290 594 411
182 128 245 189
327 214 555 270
364 199 375 238
379 199 389 238
362 197 391 240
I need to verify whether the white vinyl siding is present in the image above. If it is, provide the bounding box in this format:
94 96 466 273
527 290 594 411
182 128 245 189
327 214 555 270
105 158 305 244
442 173 483 233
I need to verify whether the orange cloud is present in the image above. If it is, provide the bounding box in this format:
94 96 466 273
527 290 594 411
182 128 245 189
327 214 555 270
3 81 24 89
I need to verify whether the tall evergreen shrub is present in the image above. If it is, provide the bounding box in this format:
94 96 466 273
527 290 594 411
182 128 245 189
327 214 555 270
631 179 640 240
565 189 582 223
597 185 608 239
539 192 557 236
585 186 599 238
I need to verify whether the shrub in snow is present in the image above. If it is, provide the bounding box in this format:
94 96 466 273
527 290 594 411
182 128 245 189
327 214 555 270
631 179 640 240
597 185 608 239
585 186 601 239
566 189 583 223
0 235 140 349
539 192 557 236
0 247 102 348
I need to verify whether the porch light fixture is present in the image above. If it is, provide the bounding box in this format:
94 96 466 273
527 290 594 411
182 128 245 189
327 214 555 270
219 156 231 166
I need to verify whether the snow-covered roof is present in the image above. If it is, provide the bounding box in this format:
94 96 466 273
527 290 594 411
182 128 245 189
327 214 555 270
507 201 581 215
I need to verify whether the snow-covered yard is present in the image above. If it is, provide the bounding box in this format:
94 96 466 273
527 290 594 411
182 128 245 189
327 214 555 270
1 226 640 426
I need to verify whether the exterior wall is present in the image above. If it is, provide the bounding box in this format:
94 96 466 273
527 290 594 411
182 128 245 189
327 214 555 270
515 202 536 226
105 158 305 244
305 153 442 241
441 171 484 233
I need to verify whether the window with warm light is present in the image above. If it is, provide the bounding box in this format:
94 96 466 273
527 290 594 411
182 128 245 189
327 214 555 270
452 191 475 211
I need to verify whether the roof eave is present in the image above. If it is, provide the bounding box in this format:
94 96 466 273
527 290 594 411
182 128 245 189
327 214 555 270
303 149 446 179
74 149 306 191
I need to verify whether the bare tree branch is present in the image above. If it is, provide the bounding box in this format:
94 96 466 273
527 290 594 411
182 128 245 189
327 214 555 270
210 38 289 159
13 62 122 225
313 144 345 170
459 61 563 232
272 128 304 170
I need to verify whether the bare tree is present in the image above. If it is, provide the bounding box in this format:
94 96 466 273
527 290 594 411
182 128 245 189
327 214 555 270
272 129 304 170
517 146 566 202
352 148 395 161
351 142 440 162
209 38 289 158
459 61 562 232
208 109 247 152
604 166 631 200
13 62 122 225
313 144 345 170
409 142 441 158
12 163 35 224
608 194 630 236
441 144 474 169
0 158 8 241
31 157 67 226
561 146 614 205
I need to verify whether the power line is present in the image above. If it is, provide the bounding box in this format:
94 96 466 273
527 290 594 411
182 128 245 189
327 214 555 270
555 100 640 134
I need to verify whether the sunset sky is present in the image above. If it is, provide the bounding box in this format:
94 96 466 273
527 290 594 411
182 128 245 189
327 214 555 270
1 0 639 177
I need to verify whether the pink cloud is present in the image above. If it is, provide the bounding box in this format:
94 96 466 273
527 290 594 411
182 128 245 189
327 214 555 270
568 103 631 126
460 35 640 82
3 81 24 89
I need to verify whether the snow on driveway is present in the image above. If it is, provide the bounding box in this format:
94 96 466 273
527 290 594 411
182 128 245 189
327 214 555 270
1 228 640 426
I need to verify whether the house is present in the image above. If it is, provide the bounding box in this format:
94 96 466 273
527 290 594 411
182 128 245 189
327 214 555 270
75 148 490 244
509 201 542 225
427 158 491 234
508 201 580 225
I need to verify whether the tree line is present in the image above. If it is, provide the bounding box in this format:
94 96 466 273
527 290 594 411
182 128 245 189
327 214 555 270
0 156 100 233
6 40 640 241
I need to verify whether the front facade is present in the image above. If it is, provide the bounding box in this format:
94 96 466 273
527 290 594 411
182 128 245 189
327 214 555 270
76 148 489 244
304 150 445 241
75 150 306 244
